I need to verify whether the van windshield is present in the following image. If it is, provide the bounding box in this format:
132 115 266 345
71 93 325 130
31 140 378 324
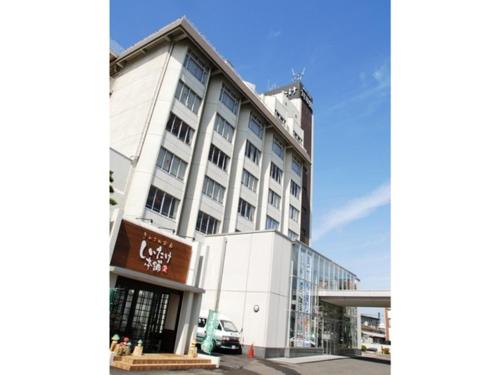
221 320 238 332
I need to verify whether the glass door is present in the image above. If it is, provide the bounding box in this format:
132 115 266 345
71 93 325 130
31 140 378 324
110 276 181 353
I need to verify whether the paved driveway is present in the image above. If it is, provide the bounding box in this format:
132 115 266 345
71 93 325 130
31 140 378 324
111 353 390 375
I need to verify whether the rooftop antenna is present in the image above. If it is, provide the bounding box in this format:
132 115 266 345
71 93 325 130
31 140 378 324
292 67 306 82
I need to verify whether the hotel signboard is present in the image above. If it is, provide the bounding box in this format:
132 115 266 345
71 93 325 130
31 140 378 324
111 220 192 284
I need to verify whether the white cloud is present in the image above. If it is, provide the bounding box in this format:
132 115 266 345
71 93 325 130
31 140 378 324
372 62 389 85
313 182 391 241
268 30 282 38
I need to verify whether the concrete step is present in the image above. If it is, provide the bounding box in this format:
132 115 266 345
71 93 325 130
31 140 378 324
122 357 212 365
112 361 216 371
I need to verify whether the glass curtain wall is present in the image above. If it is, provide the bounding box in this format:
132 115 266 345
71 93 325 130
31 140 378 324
289 243 359 353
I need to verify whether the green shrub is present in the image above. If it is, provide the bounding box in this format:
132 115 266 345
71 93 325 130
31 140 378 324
382 347 390 355
361 345 367 351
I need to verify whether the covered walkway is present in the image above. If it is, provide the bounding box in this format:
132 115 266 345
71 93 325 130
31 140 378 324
317 290 390 308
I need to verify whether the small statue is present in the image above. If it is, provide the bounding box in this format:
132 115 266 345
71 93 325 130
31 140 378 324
188 339 198 358
110 334 120 352
115 337 130 356
132 340 144 356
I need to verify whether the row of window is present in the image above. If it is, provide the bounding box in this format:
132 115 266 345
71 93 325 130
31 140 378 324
156 145 299 199
145 184 300 231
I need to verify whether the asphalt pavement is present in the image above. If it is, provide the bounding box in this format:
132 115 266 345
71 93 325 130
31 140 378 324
110 352 390 375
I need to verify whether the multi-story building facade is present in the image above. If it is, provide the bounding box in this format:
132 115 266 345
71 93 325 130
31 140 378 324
109 17 359 358
110 17 312 245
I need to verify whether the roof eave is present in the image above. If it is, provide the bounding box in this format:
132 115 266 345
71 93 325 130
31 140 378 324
110 17 311 164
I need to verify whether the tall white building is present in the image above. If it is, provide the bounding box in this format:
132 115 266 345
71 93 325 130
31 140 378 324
109 17 359 358
110 17 314 245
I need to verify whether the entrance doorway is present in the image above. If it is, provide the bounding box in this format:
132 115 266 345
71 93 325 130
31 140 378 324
110 276 183 353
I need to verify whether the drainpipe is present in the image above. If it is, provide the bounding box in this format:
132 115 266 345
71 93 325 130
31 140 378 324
214 237 228 311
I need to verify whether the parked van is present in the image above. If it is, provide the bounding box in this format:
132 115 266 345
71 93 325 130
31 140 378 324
196 310 242 353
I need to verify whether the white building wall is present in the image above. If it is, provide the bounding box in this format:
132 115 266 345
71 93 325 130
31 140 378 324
200 231 292 351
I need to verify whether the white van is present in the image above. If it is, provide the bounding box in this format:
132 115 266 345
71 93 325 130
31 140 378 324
196 310 242 353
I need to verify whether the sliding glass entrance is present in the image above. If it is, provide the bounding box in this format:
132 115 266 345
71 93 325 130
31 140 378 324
110 276 183 353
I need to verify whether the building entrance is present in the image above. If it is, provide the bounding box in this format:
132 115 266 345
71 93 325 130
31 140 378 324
110 276 183 353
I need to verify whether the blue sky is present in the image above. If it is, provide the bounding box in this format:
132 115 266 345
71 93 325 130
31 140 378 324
111 0 390 298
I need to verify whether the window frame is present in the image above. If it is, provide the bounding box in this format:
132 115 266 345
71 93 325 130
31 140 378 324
175 80 202 114
165 114 195 145
266 216 280 230
202 176 226 204
248 114 264 139
213 113 235 143
219 85 239 114
238 198 255 222
244 140 261 165
156 147 188 181
241 169 258 192
290 180 301 199
183 50 209 84
270 162 283 184
292 157 302 177
268 189 281 209
289 204 300 222
145 186 180 220
208 144 230 171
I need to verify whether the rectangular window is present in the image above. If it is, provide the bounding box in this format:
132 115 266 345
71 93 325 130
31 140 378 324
183 51 208 84
208 144 230 171
289 205 300 222
248 114 264 139
165 114 195 145
241 169 258 192
219 85 239 114
214 114 235 143
195 211 220 234
288 230 299 241
266 216 279 230
272 137 284 159
245 140 261 165
270 162 283 184
292 157 302 177
290 180 301 199
145 186 179 219
238 198 255 222
175 80 202 114
156 147 188 180
268 189 281 209
202 176 226 203
275 109 286 124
